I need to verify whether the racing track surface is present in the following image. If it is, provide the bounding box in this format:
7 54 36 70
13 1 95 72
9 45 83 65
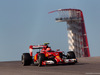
0 57 100 75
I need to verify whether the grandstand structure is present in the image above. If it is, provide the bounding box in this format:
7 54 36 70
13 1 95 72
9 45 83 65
49 9 90 57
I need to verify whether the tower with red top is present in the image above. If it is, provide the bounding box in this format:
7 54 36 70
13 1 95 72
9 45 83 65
49 9 90 57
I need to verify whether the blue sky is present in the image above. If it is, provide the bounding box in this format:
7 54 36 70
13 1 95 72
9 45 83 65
0 0 100 61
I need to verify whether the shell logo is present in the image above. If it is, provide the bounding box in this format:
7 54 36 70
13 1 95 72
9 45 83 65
56 56 61 59
34 55 37 60
46 53 48 57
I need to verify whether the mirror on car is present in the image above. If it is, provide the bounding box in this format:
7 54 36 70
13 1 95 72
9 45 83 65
56 49 60 51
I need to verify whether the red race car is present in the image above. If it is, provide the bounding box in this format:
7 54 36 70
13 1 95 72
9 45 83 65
21 43 77 66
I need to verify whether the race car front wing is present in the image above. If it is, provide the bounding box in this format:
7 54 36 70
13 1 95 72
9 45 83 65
42 59 77 65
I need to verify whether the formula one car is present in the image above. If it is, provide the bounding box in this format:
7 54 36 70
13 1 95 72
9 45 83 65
21 43 77 66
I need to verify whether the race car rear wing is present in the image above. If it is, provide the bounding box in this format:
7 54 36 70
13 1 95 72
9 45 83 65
29 43 49 56
29 45 46 49
29 45 47 56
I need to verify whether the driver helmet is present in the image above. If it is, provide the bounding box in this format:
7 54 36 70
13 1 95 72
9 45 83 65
46 48 51 52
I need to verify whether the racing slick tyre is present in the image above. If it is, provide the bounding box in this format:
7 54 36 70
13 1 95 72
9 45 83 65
67 51 76 59
67 51 77 64
37 53 45 67
22 53 32 66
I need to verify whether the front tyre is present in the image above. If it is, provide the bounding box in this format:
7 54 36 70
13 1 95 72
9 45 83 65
66 51 77 64
38 54 45 67
67 51 76 59
22 53 32 66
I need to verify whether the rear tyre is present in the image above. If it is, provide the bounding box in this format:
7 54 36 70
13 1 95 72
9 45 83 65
38 54 45 67
22 53 32 66
67 51 76 59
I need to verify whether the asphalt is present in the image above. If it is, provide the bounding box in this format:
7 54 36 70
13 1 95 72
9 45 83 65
0 57 100 75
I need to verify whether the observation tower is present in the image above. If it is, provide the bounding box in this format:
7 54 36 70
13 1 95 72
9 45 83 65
49 9 90 57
